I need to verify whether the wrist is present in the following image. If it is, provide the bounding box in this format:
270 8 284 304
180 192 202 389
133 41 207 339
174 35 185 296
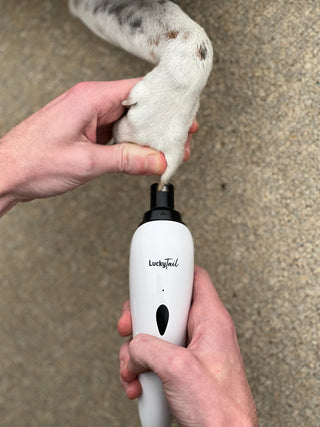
0 193 18 217
0 136 19 216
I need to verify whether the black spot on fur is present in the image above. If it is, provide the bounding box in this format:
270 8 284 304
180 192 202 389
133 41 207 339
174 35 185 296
108 2 131 25
130 17 142 29
198 42 208 60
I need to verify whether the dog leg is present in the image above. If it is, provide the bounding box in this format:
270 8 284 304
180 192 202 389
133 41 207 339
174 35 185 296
69 0 213 186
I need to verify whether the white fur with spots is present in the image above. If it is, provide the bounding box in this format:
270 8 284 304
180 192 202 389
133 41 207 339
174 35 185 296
69 0 213 186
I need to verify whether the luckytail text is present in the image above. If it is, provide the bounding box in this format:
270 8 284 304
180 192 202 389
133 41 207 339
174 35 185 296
148 258 179 269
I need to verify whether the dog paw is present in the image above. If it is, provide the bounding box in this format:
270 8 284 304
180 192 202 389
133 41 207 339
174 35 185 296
113 66 200 186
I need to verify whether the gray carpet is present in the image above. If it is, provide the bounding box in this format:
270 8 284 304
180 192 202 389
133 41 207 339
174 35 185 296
0 1 319 425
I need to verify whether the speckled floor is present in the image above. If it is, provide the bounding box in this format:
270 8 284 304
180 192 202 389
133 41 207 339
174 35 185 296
0 1 319 426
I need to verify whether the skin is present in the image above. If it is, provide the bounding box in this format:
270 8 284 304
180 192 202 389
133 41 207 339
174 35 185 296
118 266 258 427
0 79 197 216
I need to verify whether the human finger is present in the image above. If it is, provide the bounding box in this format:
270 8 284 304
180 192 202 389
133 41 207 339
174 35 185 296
68 79 142 127
183 134 192 161
187 266 233 342
127 334 191 383
95 78 142 126
187 266 240 363
192 265 224 308
183 119 198 161
189 119 199 134
119 340 142 399
68 142 167 180
117 300 132 337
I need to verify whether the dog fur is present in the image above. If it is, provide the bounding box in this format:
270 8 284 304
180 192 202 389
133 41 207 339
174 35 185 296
69 0 213 187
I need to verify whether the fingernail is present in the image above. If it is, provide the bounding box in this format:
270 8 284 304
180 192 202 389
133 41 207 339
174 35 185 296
184 149 190 162
145 153 164 175
189 119 199 134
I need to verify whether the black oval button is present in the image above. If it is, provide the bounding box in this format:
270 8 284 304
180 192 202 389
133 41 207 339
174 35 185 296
156 304 169 336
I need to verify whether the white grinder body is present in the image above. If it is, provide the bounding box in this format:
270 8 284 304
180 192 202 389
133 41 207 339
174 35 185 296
129 184 194 427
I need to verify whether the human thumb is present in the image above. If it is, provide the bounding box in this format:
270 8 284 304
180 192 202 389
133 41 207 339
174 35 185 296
87 142 166 176
128 333 189 383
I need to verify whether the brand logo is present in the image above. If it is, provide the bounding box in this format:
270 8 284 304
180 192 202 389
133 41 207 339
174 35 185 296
148 258 179 269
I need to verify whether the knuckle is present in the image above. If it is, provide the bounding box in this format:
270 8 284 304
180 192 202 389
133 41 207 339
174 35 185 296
119 341 129 361
116 143 130 173
129 333 146 353
164 349 202 386
164 347 191 378
77 148 96 179
69 81 92 98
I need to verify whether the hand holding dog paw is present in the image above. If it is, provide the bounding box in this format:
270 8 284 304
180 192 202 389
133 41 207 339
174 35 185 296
0 80 196 216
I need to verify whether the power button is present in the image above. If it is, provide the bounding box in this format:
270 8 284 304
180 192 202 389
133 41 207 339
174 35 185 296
156 304 169 336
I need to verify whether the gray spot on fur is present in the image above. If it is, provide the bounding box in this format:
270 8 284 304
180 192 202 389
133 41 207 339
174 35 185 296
92 0 145 33
93 0 111 15
72 0 83 8
109 2 131 16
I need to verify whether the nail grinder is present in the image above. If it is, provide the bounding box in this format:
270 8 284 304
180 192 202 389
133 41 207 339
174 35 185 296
129 183 194 426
